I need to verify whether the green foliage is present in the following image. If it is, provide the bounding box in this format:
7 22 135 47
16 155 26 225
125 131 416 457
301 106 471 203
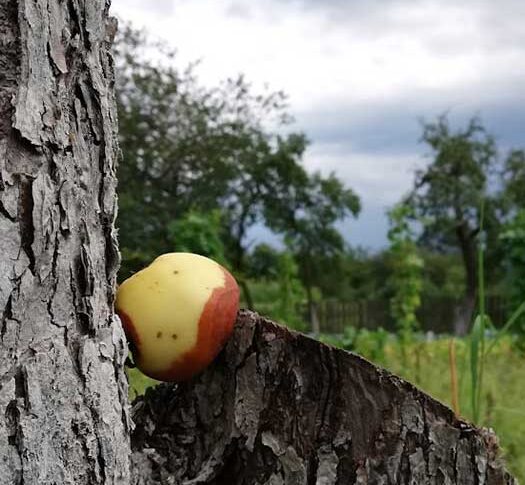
246 243 281 280
127 367 159 400
502 149 525 209
319 326 359 351
274 252 307 330
167 210 226 264
419 250 465 298
247 266 307 331
244 248 307 330
338 249 391 301
282 173 361 328
500 210 525 348
354 328 390 363
320 326 389 364
409 115 497 252
387 203 424 364
115 24 357 286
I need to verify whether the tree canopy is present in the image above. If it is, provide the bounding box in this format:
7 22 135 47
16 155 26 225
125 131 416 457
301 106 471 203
403 114 525 333
114 25 360 319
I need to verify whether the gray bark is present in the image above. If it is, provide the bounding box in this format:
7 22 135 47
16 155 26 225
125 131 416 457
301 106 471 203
130 310 516 485
0 1 130 483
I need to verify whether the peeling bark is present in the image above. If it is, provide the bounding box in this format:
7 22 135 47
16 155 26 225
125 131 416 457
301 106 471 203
0 1 129 483
131 311 516 485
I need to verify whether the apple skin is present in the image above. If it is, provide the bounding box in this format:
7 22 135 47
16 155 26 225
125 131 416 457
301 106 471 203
116 253 239 382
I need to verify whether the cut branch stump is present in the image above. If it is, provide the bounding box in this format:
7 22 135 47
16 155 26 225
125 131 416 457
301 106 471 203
130 310 516 485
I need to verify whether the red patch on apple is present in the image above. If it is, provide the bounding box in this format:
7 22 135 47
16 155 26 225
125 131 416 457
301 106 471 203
118 309 142 361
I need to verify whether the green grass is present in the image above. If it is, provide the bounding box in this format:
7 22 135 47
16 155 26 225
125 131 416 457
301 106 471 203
127 367 159 400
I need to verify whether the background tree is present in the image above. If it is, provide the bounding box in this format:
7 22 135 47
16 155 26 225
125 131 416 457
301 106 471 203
115 26 234 268
168 210 226 263
502 149 525 210
340 248 391 302
407 115 499 334
115 27 308 276
283 173 361 332
246 243 282 280
115 25 359 312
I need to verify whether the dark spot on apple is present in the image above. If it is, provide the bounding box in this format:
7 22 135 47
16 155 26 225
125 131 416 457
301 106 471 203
173 270 179 275
172 333 178 340
157 331 162 338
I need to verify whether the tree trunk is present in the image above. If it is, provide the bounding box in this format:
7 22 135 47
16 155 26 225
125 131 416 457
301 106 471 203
130 310 516 484
454 223 478 335
453 292 477 337
239 278 255 311
304 264 320 335
0 1 130 483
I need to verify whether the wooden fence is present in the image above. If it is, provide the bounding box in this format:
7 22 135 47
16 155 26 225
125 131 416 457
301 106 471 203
304 295 511 334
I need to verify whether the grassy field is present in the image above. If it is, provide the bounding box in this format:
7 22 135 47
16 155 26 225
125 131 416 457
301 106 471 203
127 334 525 482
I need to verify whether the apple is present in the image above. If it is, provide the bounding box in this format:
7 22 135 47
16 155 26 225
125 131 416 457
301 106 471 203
116 252 239 382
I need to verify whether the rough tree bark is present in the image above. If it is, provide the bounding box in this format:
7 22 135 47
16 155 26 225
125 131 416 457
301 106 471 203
130 310 516 485
0 1 130 483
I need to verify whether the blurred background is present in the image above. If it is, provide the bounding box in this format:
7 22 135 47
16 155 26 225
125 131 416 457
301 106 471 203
111 1 525 479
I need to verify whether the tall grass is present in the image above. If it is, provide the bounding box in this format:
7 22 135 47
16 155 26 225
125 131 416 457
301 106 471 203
448 339 460 415
469 202 525 423
470 201 486 423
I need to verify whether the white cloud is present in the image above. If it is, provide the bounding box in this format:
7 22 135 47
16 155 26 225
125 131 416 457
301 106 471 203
304 142 420 206
111 0 525 113
111 0 525 125
110 0 525 248
114 0 175 18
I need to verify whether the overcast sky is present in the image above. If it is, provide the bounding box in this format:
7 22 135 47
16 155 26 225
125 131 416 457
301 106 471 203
111 0 525 250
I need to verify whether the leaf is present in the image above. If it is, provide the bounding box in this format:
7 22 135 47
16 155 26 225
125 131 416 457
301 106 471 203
470 315 483 421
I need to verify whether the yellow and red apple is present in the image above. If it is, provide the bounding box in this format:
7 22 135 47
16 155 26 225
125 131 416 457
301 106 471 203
115 252 239 382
